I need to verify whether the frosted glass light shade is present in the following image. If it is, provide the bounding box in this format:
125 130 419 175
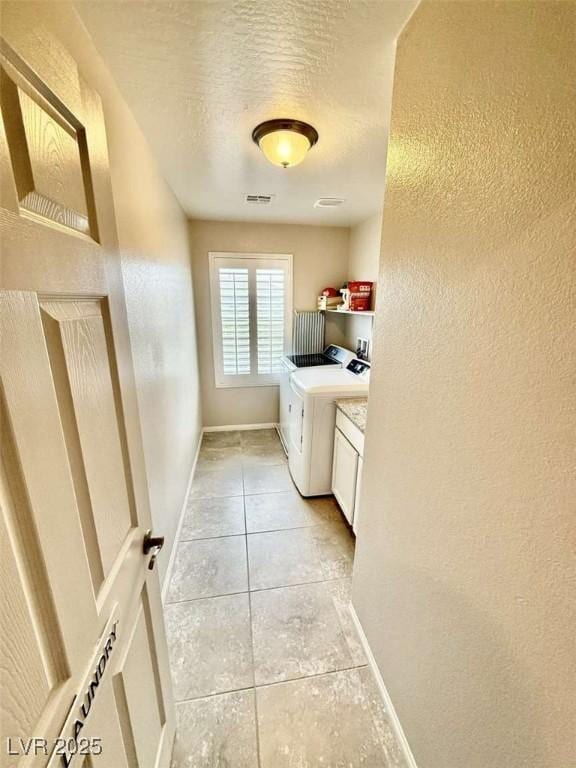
252 120 318 169
259 130 311 168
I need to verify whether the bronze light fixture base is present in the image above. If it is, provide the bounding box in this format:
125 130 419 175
251 119 319 148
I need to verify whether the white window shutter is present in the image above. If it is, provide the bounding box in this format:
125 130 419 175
256 268 285 375
209 253 292 388
218 268 250 375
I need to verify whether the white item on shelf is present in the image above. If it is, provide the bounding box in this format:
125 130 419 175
339 287 351 311
317 295 343 311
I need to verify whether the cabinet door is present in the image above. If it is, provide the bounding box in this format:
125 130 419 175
289 387 304 455
353 456 364 535
279 367 291 451
332 428 358 525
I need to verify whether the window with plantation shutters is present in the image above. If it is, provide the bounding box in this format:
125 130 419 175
256 268 286 375
209 253 293 387
219 267 250 375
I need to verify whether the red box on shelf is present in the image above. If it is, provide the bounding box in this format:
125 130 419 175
348 281 373 311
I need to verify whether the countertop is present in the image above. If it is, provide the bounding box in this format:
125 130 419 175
335 397 368 434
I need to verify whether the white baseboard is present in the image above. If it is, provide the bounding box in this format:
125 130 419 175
203 422 278 432
349 604 418 768
161 428 204 604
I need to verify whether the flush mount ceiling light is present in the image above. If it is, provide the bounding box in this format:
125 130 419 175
252 119 319 169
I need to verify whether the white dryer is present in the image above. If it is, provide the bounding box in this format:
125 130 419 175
279 345 356 452
288 359 370 496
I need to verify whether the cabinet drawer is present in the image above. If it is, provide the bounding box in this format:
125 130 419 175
336 408 364 456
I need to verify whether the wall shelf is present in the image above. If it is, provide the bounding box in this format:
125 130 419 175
323 309 375 317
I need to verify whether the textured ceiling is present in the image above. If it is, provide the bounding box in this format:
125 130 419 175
75 0 419 225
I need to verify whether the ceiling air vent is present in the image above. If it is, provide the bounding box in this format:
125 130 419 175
245 194 275 205
314 197 346 208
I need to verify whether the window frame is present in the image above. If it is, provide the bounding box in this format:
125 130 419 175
209 252 293 389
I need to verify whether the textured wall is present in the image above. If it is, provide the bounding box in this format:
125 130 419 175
337 213 382 357
103 99 202 587
347 213 383 286
352 3 576 768
189 219 349 426
2 1 202 585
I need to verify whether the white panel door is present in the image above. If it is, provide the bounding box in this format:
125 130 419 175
332 428 359 525
0 16 174 768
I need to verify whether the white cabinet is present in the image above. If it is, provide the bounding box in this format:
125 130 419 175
332 428 359 526
353 456 364 535
332 407 366 531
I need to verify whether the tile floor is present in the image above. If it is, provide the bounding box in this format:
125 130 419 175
166 429 406 768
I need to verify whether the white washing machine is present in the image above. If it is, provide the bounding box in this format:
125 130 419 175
288 359 370 496
279 345 356 452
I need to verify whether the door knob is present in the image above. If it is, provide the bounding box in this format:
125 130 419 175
143 530 165 570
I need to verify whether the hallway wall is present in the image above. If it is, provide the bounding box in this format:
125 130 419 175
1 1 203 585
334 212 382 359
104 106 202 587
352 3 576 768
189 219 349 427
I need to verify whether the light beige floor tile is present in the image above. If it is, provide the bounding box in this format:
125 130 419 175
240 428 280 448
189 468 243 499
196 446 243 474
257 669 391 767
357 667 409 768
165 429 408 765
167 536 247 602
251 582 355 685
311 521 355 579
241 444 287 468
181 496 245 540
243 464 294 495
202 431 242 448
172 690 258 768
165 593 253 701
245 490 313 532
247 528 324 590
324 579 368 667
245 490 341 533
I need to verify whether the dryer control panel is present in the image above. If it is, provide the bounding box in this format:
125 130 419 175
346 359 371 376
324 344 351 363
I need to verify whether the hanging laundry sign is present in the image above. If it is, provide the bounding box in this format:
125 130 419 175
47 610 120 768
